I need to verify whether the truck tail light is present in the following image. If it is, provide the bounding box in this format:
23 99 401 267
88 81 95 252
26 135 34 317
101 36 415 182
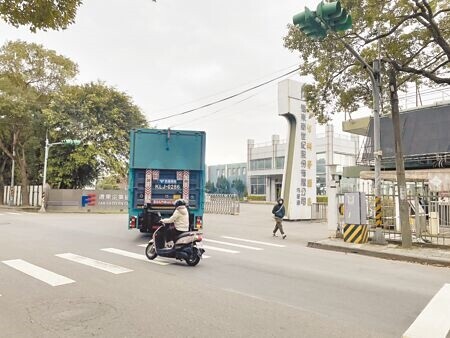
196 216 203 229
129 216 137 228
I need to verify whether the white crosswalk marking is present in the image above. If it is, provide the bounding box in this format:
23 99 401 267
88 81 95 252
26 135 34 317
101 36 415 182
222 236 286 248
56 253 133 274
203 239 263 251
202 245 239 254
402 283 450 338
2 259 75 286
7 212 21 215
101 248 170 266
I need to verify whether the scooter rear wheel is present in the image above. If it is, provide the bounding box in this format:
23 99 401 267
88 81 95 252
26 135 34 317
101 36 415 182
185 247 201 266
145 243 157 260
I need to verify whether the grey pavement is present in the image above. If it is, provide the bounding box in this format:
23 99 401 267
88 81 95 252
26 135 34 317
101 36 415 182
0 204 449 337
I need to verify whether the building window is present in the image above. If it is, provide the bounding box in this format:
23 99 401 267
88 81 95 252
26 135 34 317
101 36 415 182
242 167 246 175
232 168 236 176
216 169 220 177
228 168 232 177
250 158 272 171
222 169 225 176
275 156 285 169
250 176 266 195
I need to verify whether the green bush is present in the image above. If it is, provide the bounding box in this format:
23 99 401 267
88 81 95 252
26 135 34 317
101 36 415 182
247 195 266 201
316 196 328 204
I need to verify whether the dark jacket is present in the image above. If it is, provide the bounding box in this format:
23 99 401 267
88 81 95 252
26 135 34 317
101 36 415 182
272 204 285 219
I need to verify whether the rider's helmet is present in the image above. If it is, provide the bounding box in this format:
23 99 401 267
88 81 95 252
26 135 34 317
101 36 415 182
174 199 186 207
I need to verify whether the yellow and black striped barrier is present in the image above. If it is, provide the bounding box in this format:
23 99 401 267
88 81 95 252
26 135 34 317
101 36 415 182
343 224 369 244
375 196 382 227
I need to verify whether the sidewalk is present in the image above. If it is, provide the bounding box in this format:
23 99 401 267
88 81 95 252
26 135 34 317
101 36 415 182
308 238 450 268
0 205 39 212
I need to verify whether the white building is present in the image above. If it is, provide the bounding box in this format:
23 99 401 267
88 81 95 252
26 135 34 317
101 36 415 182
247 130 359 202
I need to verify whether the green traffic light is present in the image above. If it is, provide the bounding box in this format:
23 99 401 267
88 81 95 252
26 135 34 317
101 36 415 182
62 139 81 145
292 7 327 41
316 0 352 32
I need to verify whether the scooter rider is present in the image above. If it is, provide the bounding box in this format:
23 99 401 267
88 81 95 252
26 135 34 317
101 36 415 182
161 199 189 243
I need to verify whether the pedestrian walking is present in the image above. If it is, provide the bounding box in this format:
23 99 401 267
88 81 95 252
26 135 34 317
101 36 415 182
272 198 286 239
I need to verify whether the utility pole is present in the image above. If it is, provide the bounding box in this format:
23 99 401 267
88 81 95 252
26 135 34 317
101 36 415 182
39 133 81 213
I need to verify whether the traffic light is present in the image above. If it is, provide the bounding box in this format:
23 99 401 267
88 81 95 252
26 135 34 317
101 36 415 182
292 7 327 41
62 139 81 145
316 1 352 32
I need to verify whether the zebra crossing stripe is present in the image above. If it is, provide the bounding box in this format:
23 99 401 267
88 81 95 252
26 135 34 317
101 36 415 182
101 248 169 266
56 253 133 274
202 245 239 254
221 236 286 248
2 259 75 286
203 239 263 251
402 284 450 338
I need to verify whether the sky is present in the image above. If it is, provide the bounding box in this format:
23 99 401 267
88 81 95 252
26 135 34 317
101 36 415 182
0 0 349 165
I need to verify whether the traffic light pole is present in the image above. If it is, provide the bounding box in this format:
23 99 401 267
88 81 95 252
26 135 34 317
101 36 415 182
38 134 65 213
339 40 385 244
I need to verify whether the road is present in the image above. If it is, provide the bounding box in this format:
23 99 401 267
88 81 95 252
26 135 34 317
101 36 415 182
0 204 449 338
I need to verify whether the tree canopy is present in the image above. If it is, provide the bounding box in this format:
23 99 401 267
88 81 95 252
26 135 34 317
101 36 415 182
43 82 148 188
284 0 450 122
0 0 82 32
0 40 77 203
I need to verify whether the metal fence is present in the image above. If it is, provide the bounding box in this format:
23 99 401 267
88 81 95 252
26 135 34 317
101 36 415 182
311 202 327 220
204 194 240 215
337 182 450 246
2 185 42 207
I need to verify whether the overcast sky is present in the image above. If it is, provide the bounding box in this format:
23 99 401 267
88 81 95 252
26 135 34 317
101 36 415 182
0 0 343 165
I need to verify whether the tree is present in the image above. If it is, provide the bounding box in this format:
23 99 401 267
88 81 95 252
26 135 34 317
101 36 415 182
42 82 148 188
0 0 83 32
231 179 246 198
0 40 77 205
216 176 230 194
284 0 450 122
205 180 216 193
284 0 450 248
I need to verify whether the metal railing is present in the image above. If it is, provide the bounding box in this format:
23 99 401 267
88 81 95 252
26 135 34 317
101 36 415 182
311 202 327 220
204 194 240 215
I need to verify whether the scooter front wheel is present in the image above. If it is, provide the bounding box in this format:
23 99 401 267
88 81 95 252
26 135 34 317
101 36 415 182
145 243 157 260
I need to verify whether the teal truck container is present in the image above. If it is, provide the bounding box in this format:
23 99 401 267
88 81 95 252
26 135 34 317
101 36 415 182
128 128 206 233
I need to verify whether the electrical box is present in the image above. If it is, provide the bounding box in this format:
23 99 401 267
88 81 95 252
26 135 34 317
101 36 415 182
344 192 367 224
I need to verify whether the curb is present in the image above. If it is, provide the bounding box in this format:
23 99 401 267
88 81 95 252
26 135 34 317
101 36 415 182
307 241 450 268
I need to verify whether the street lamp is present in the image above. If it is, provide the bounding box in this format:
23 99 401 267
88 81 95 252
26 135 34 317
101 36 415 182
39 134 81 213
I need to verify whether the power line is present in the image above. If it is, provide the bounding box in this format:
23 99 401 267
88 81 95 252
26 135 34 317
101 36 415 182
149 67 300 123
151 64 299 115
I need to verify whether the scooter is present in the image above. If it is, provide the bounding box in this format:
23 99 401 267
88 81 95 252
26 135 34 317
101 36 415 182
145 223 205 266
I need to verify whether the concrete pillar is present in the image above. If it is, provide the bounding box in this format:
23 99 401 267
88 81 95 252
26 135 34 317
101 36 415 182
278 79 316 220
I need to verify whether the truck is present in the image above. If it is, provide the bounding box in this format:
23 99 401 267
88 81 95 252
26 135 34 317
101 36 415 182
128 128 206 233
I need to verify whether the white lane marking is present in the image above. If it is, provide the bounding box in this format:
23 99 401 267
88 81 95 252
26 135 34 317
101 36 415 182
7 212 22 215
202 245 239 254
2 259 75 286
203 239 263 251
202 255 211 259
56 253 132 274
101 248 169 266
222 236 286 248
402 283 450 338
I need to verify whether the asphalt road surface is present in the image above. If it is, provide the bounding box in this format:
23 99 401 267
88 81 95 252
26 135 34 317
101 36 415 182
0 204 449 338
